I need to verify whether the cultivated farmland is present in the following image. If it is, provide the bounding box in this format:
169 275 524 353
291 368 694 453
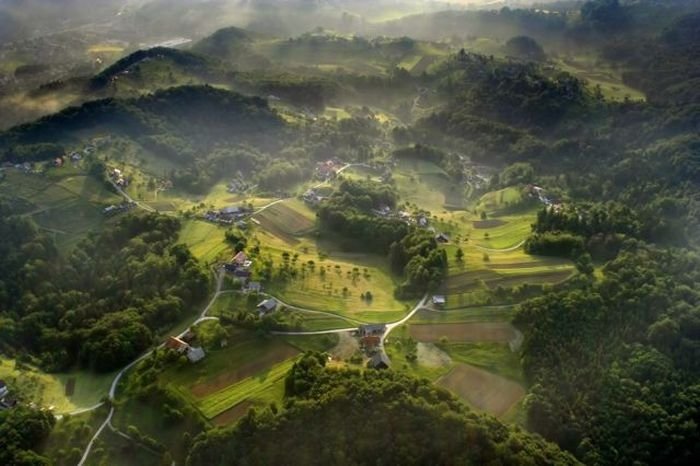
437 363 525 417
409 322 518 344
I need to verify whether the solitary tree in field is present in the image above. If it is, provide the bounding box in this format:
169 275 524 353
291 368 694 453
456 248 464 263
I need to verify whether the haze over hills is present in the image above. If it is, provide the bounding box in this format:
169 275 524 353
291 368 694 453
1 1 700 465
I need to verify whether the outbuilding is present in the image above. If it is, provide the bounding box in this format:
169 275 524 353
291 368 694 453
367 352 391 370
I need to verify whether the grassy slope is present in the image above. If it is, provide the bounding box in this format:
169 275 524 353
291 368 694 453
0 359 115 412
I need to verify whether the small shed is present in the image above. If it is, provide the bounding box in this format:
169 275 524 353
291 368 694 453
0 380 8 398
432 295 446 307
187 347 206 363
257 298 278 314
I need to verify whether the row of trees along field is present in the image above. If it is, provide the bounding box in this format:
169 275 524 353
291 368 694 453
0 206 209 372
187 352 579 466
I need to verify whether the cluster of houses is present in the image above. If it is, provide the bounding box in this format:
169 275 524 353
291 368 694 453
526 184 563 211
203 205 252 226
110 168 129 188
103 201 135 216
302 188 326 206
165 335 206 363
0 380 16 410
315 159 342 181
356 324 391 370
224 251 254 279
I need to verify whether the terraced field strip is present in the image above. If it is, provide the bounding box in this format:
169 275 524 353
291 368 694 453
197 359 296 419
477 186 523 212
411 55 437 74
189 344 299 398
409 322 517 343
443 267 574 294
254 201 315 244
283 310 359 331
211 400 253 426
412 307 514 324
178 219 230 263
437 363 525 417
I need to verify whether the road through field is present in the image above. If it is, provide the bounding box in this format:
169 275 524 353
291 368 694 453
77 269 225 466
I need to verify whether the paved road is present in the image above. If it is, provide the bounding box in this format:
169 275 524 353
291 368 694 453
108 178 156 213
381 295 429 346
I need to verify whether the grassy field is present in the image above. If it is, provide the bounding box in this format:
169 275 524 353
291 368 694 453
409 322 518 344
0 168 122 251
556 56 646 102
476 186 524 214
178 219 231 264
253 224 409 322
253 200 316 244
437 363 525 417
161 328 301 420
394 159 465 211
412 306 514 323
278 309 357 331
444 342 523 382
0 358 115 413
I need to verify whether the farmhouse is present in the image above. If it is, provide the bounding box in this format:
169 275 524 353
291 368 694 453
358 323 386 337
257 298 278 314
361 335 381 351
315 160 338 180
0 380 8 398
432 295 446 307
165 336 206 363
367 352 391 370
165 336 190 353
232 251 248 265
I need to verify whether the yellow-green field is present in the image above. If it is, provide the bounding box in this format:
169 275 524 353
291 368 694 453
255 228 409 322
253 199 316 243
161 329 300 420
178 219 231 263
394 159 465 211
556 56 646 102
0 168 122 251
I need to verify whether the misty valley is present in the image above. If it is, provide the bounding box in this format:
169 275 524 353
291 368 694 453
1 1 700 465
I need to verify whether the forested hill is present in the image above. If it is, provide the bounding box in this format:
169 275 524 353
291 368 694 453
187 353 579 466
0 85 286 162
0 210 209 372
90 47 213 89
191 26 271 70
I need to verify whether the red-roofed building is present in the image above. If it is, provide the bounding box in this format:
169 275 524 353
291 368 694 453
165 336 190 353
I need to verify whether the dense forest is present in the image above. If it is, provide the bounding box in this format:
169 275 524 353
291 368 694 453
0 208 209 372
187 353 578 466
514 244 700 464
